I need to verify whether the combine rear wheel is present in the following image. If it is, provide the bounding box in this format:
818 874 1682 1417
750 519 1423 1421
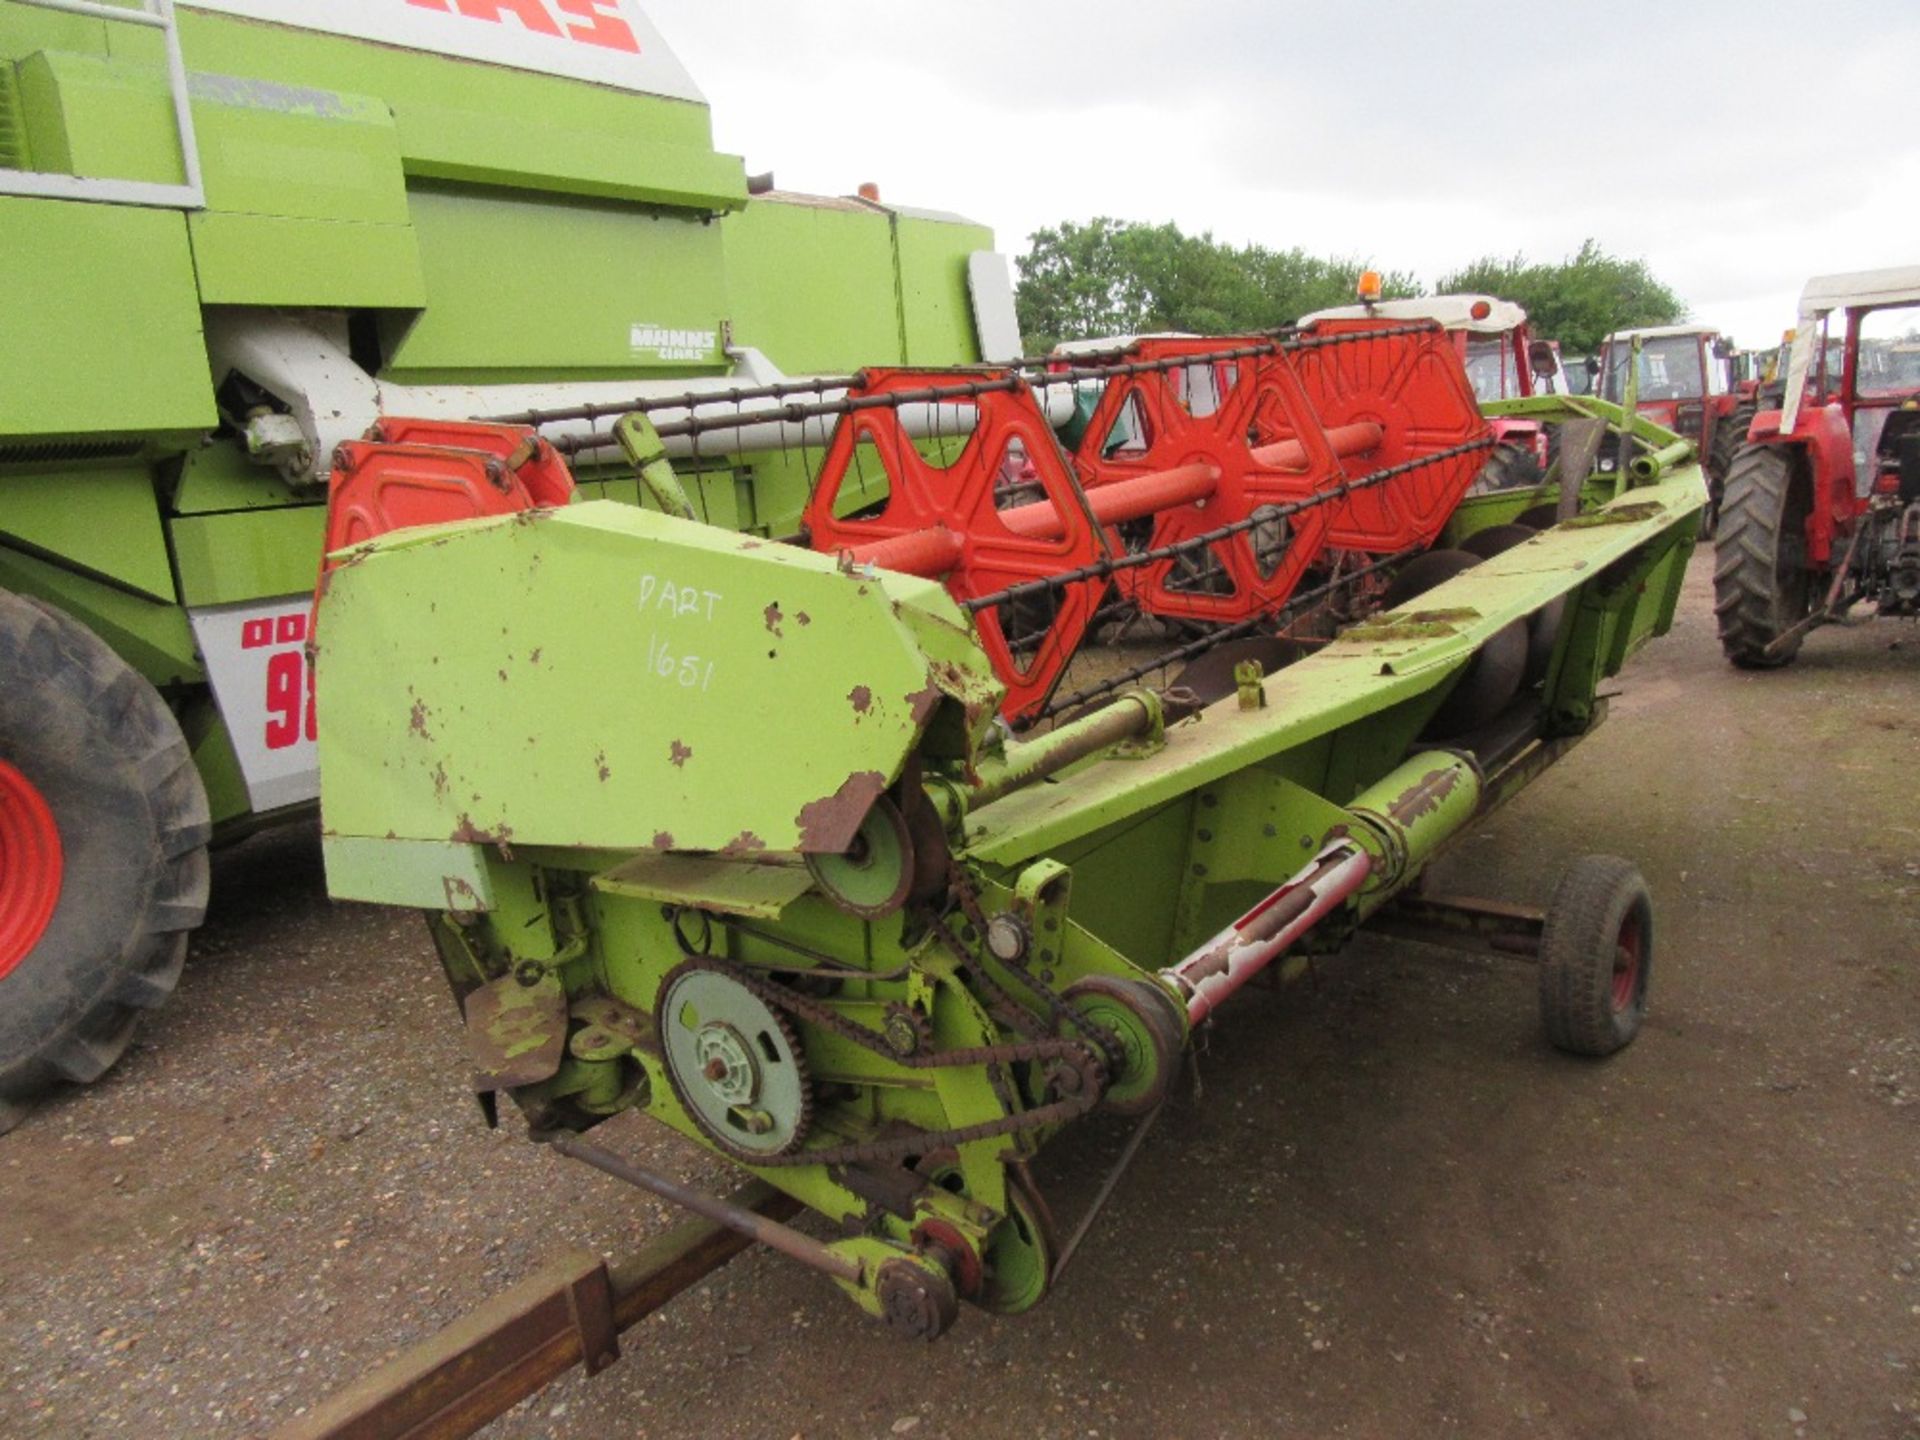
0 591 210 1131
1713 445 1811 668
1538 855 1651 1057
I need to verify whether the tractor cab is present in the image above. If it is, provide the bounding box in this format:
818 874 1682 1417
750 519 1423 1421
1712 264 1920 668
1597 325 1749 528
1775 268 1920 499
1597 324 1730 422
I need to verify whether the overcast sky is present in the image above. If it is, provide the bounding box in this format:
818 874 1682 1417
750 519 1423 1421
646 0 1918 349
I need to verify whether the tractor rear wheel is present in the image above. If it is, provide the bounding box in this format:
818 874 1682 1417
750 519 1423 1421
0 591 210 1131
1468 441 1544 496
1701 401 1758 538
1538 854 1651 1057
1713 445 1812 668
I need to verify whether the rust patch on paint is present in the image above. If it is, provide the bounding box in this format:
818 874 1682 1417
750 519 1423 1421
529 647 543 665
651 830 675 850
795 769 888 852
849 685 873 714
1384 766 1462 825
443 876 482 911
905 680 943 727
764 602 785 636
408 698 433 740
721 830 768 855
669 740 692 768
431 762 450 799
449 813 513 857
594 750 611 782
795 611 812 626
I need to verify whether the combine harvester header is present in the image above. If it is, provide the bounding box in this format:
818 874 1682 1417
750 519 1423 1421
307 312 1707 1359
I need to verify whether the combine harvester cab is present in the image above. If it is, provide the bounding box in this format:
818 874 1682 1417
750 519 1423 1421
0 0 1021 1126
1713 265 1920 666
311 319 1706 1338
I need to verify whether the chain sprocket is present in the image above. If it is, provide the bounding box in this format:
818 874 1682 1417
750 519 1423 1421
656 960 815 1163
656 947 1106 1169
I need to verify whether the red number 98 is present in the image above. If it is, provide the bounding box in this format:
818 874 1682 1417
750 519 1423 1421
265 651 304 751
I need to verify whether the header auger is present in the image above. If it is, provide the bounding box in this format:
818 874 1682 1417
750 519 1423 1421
312 328 1705 1340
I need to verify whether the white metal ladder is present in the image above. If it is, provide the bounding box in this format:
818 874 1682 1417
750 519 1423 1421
0 0 204 207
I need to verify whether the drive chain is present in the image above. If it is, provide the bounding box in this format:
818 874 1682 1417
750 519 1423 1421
665 949 1106 1169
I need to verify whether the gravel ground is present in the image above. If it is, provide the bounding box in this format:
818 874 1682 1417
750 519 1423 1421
1 554 1916 1440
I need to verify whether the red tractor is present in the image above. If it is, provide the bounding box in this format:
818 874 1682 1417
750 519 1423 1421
1298 287 1562 490
1595 325 1751 533
1714 265 1920 666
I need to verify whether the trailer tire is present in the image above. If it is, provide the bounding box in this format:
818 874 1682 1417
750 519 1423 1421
1713 444 1811 669
0 591 210 1131
1538 854 1650 1057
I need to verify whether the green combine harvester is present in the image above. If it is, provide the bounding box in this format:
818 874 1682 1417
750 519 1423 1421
0 0 1018 1128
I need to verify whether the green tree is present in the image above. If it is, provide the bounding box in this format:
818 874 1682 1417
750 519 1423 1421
1436 240 1685 353
1015 218 1416 353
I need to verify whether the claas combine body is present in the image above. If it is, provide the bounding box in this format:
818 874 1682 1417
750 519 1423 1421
313 319 1704 1337
0 0 1017 1128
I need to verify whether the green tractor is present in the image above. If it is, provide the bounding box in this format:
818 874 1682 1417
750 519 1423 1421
0 0 1018 1129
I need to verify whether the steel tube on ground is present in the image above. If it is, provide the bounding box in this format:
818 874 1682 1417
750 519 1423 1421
548 1133 863 1284
1247 420 1386 472
1164 843 1375 1023
967 693 1159 808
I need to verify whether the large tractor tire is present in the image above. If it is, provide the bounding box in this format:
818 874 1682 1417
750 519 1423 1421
1701 401 1758 538
1712 445 1813 669
0 591 210 1131
1467 441 1544 496
1709 401 1757 484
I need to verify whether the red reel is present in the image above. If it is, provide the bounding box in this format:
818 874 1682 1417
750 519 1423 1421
1260 322 1489 552
803 370 1112 722
1073 339 1337 623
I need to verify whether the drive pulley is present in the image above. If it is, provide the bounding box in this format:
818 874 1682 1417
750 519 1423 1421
804 794 915 918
